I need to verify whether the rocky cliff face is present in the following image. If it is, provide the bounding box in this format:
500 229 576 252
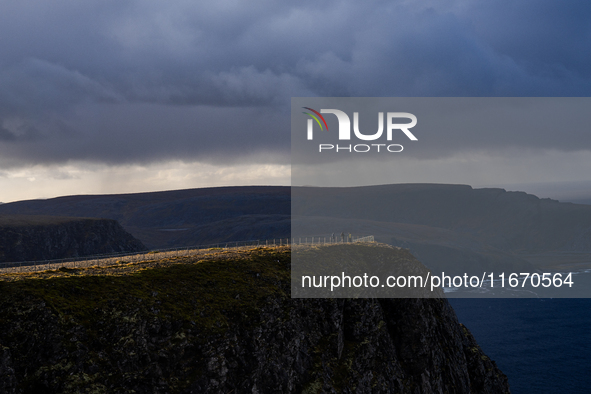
0 247 510 393
0 215 146 263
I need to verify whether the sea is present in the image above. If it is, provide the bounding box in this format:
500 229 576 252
448 270 591 393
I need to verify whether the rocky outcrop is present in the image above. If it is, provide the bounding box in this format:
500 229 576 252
0 215 146 263
0 247 510 393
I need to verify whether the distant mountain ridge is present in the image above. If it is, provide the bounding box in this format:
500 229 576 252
2 184 591 272
292 184 591 273
293 184 591 253
0 186 290 249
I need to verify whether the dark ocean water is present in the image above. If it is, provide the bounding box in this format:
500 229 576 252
449 297 591 393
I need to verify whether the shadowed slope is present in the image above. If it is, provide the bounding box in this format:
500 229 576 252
0 186 290 249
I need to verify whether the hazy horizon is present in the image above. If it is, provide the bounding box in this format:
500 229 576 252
3 181 591 206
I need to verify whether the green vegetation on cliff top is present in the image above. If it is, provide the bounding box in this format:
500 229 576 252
0 244 511 393
0 247 290 334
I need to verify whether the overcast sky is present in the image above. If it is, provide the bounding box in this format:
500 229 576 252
1 0 591 202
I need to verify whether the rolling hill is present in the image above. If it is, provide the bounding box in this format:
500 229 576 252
2 183 591 272
0 186 290 249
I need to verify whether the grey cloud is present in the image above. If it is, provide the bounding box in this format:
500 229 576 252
0 58 121 117
1 0 591 168
209 67 311 106
0 127 16 142
0 121 41 142
0 103 291 168
291 97 591 167
461 1 591 81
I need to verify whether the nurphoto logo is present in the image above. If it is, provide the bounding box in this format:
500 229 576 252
303 107 418 153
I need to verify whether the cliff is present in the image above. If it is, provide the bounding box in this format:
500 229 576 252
0 187 291 249
0 245 510 393
292 184 591 253
0 215 146 263
3 184 591 273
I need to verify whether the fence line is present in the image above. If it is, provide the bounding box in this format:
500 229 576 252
291 234 375 245
0 235 374 274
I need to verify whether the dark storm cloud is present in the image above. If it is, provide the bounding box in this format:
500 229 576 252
1 0 591 168
292 97 591 166
462 0 591 82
